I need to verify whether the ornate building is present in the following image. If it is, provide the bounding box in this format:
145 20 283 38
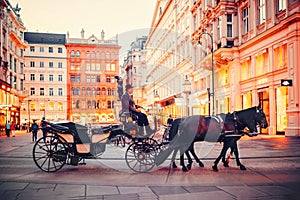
22 32 67 123
65 30 120 125
0 0 27 130
146 0 300 136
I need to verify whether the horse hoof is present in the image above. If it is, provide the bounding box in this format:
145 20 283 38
212 165 219 172
182 166 188 172
172 163 178 169
240 165 247 170
223 162 229 167
198 162 204 167
187 163 192 170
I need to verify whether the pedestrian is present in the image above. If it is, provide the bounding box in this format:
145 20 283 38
5 121 11 137
11 121 16 137
167 114 173 126
40 117 47 138
31 120 39 142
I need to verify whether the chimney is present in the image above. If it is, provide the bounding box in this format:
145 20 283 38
81 28 85 39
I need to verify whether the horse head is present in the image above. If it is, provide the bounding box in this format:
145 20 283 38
234 106 268 133
254 105 268 129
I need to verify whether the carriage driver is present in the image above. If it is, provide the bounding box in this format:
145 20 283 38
121 84 155 136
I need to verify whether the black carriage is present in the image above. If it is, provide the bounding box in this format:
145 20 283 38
32 118 161 173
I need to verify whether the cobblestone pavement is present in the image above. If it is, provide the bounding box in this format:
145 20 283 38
0 131 299 199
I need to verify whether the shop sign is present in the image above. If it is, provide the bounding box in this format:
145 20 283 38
281 79 292 87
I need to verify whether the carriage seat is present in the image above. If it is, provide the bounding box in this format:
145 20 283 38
119 112 138 123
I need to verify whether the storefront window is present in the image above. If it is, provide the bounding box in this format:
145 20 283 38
276 87 288 133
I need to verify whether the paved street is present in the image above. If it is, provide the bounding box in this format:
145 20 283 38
0 130 299 199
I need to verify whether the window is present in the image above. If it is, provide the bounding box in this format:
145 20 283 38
274 44 287 70
49 88 54 96
227 14 233 37
255 50 268 76
40 47 44 52
58 75 63 81
40 102 45 111
30 87 35 95
49 47 53 53
58 47 63 53
258 0 266 24
40 61 44 67
58 88 63 96
71 75 80 82
91 76 96 83
76 51 80 57
86 76 90 83
30 74 35 81
241 59 251 80
242 7 249 34
70 51 75 57
106 76 111 83
96 75 100 82
30 46 35 52
111 64 115 71
49 62 54 68
106 64 111 71
30 61 35 67
277 0 286 12
58 102 64 111
40 74 44 81
58 62 62 68
49 75 54 81
49 101 54 111
40 88 44 96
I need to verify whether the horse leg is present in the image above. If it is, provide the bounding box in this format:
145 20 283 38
179 149 188 172
223 146 234 167
232 140 246 170
185 151 193 170
170 149 178 169
212 141 230 172
189 144 204 167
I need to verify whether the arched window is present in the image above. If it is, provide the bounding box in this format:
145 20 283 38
71 87 75 95
112 89 116 96
87 87 91 96
107 88 111 96
87 100 91 108
70 51 75 57
102 87 106 96
107 100 112 109
92 100 96 108
76 88 80 95
97 87 101 95
76 51 80 58
76 100 80 109
92 87 95 96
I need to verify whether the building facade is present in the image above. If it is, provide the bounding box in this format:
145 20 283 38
0 0 27 130
65 30 120 125
22 32 67 123
146 0 300 136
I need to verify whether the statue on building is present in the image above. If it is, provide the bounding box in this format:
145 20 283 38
114 76 123 101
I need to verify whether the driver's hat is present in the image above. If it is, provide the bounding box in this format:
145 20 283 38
125 84 133 90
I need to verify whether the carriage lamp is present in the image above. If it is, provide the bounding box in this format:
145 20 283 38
120 113 127 123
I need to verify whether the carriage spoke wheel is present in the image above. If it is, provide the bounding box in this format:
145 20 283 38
33 135 68 172
125 142 157 173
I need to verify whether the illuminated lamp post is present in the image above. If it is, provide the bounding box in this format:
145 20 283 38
198 32 215 115
182 76 192 116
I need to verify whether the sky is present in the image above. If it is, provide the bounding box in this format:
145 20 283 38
9 0 157 58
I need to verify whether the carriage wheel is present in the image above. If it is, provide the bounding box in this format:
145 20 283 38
125 142 157 173
33 135 68 172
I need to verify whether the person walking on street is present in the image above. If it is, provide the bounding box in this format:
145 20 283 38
11 121 16 137
5 121 11 137
167 114 173 126
40 117 47 138
31 120 39 142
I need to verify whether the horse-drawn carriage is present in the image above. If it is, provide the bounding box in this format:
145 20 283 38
33 105 268 173
32 111 163 173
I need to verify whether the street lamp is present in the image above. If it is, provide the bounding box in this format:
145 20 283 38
146 75 160 114
198 32 215 115
28 99 32 133
182 76 191 116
